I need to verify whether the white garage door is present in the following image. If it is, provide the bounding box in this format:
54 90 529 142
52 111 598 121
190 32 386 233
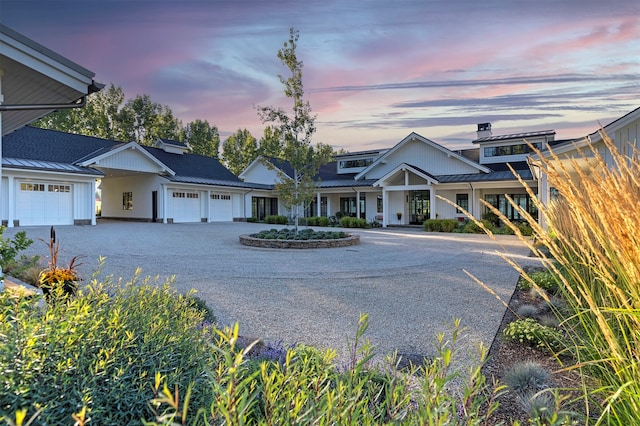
17 182 73 226
210 193 233 221
171 191 201 223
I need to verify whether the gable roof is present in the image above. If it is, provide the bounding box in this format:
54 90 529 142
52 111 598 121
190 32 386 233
373 163 440 187
2 126 246 186
355 132 491 180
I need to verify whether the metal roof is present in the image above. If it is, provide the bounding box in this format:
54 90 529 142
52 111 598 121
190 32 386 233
473 130 555 144
2 157 103 175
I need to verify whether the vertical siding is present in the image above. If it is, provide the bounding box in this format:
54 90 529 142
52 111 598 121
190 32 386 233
364 139 480 180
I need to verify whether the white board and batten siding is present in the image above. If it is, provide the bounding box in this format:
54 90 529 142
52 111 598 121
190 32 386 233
93 148 165 174
363 139 481 180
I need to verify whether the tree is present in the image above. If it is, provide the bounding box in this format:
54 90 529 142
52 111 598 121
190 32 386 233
118 94 182 145
183 119 220 158
257 28 333 232
33 83 125 139
258 125 285 158
221 129 257 175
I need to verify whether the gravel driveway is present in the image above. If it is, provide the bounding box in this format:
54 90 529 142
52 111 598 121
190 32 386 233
7 221 539 368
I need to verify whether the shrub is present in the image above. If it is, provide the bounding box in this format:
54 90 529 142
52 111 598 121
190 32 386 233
518 270 560 294
423 219 458 232
463 219 493 234
253 228 349 240
0 276 216 424
317 216 330 227
265 215 288 225
0 226 37 277
503 318 564 352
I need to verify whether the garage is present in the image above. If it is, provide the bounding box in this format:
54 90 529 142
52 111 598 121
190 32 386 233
17 182 73 226
210 193 233 222
170 190 201 223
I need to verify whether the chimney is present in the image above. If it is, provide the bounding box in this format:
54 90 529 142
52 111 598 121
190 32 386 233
477 123 492 139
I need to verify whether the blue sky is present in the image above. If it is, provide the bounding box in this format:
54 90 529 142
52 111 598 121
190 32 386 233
2 0 639 151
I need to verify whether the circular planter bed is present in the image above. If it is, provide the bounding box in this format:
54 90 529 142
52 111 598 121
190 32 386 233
239 229 360 249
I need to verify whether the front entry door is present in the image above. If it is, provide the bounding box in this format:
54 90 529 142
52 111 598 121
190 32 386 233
152 191 158 222
409 190 430 224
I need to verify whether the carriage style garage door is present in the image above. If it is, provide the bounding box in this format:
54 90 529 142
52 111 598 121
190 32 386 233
171 191 201 223
17 182 73 226
210 193 233 221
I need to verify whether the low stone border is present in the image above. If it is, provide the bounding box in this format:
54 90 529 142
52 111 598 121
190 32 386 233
239 233 360 249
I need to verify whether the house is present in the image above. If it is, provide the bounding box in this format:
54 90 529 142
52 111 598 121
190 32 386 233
240 125 555 227
0 24 102 226
531 105 640 225
1 126 270 226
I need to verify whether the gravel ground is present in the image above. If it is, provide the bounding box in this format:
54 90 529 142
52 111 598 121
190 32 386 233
7 220 540 369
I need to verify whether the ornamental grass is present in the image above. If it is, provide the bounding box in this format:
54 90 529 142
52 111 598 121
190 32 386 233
464 130 640 424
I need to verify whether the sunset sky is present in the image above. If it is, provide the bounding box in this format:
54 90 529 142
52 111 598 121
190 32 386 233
2 0 639 151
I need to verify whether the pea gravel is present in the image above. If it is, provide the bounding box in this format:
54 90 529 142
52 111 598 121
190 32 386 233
8 221 540 369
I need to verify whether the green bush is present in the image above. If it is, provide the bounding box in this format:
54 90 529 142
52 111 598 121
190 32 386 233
264 215 288 225
423 219 458 232
518 270 560 294
0 226 37 276
463 219 493 234
503 318 564 352
254 228 348 240
317 216 330 227
0 276 216 424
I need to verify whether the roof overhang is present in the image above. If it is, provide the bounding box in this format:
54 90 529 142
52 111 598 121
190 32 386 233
0 24 102 135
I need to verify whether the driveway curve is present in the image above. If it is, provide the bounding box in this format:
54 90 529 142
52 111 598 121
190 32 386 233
8 221 539 368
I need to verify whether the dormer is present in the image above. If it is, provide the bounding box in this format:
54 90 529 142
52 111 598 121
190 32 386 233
335 149 387 174
154 138 189 155
473 128 555 165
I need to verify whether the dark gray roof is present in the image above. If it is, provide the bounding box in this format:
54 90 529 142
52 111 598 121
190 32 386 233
158 138 189 148
3 126 245 185
473 130 555 144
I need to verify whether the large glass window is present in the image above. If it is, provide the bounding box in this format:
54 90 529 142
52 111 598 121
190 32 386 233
252 197 278 221
484 193 537 221
123 192 133 210
484 143 541 157
455 193 468 213
339 196 365 218
305 197 327 217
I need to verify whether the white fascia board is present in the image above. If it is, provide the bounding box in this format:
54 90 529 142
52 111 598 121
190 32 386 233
3 167 103 179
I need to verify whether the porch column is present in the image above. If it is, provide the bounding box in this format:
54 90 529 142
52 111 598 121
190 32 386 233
382 188 388 227
162 184 168 223
355 190 361 218
430 186 436 219
7 176 14 227
404 170 409 186
316 192 321 216
91 180 96 225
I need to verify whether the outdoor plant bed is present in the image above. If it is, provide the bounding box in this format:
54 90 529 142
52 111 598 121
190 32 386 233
240 228 360 249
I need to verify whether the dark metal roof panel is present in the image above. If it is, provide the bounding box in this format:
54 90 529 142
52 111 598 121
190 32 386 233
3 157 103 175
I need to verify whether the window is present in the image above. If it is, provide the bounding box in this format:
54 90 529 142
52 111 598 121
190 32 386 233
173 192 185 198
377 195 383 213
455 193 468 213
484 143 541 157
252 197 278 221
484 193 537 221
339 158 373 169
186 193 199 199
20 183 45 191
123 192 133 210
340 196 365 218
305 197 327 217
48 184 70 192
211 193 232 200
